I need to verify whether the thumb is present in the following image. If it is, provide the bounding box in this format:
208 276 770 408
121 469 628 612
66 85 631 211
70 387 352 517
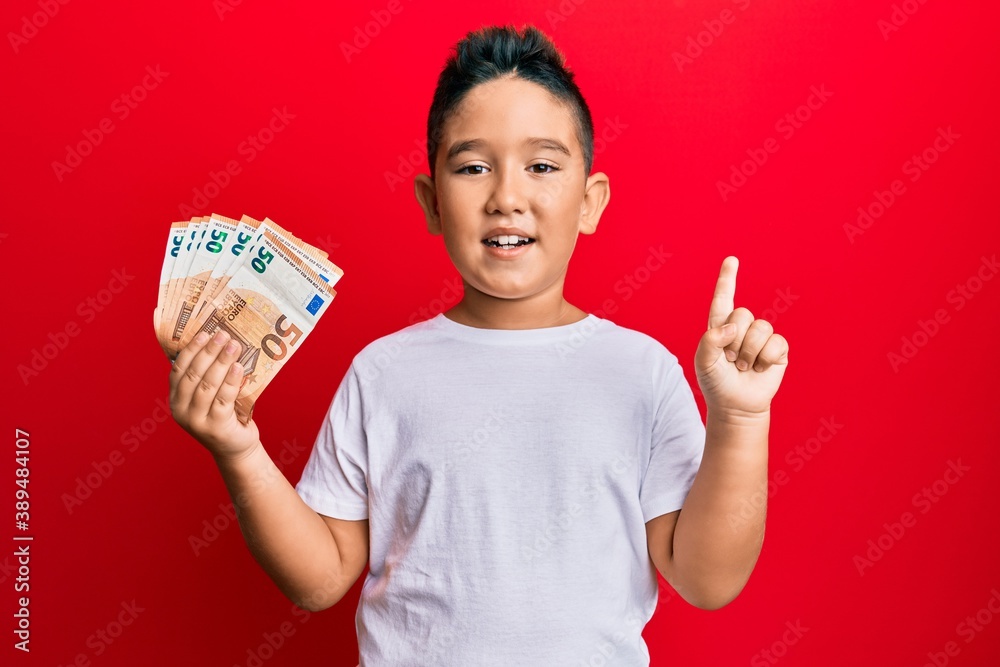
696 322 737 369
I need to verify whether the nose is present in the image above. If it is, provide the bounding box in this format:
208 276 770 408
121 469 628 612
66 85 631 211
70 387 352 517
485 165 527 216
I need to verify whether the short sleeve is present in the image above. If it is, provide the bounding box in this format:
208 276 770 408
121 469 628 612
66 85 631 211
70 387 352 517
294 363 370 520
639 350 706 523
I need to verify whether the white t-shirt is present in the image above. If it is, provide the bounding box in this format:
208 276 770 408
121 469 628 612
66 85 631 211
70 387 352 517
295 313 706 666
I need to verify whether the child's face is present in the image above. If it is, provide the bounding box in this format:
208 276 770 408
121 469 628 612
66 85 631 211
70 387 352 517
416 76 608 305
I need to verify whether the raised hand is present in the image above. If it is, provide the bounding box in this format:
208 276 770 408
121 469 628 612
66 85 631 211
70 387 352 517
694 256 789 418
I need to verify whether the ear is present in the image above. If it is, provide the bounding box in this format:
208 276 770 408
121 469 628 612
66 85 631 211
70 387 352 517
414 174 442 235
578 171 610 235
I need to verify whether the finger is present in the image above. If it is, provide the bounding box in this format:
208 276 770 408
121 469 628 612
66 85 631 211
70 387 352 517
208 354 247 422
172 330 231 412
695 321 737 371
708 256 738 330
169 330 212 402
735 318 774 372
189 336 244 417
722 307 754 363
752 332 789 372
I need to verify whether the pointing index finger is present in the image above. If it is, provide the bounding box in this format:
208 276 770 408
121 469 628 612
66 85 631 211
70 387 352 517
708 256 738 330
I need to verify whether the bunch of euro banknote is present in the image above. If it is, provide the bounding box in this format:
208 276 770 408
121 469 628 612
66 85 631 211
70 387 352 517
154 213 342 423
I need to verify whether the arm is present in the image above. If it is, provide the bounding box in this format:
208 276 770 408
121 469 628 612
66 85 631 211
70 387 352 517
212 443 370 611
647 256 788 610
647 409 769 610
170 329 369 611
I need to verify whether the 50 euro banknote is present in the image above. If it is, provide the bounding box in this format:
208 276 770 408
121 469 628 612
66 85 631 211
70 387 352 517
154 214 342 423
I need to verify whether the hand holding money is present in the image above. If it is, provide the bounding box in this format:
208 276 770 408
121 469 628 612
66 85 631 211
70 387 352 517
156 214 341 446
169 328 265 461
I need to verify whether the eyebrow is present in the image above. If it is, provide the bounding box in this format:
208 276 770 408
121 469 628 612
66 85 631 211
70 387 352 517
445 137 572 160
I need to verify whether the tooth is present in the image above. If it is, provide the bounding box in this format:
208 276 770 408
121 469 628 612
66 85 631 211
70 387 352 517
500 235 510 245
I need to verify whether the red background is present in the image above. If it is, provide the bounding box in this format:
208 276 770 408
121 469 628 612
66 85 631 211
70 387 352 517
4 0 999 665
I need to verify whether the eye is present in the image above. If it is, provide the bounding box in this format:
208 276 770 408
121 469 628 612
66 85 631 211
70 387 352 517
456 164 488 175
529 162 559 174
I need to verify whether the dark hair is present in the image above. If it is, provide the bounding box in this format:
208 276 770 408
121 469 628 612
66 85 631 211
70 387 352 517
426 24 594 179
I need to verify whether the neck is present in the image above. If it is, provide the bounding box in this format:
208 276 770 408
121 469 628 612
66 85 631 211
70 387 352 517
443 278 587 330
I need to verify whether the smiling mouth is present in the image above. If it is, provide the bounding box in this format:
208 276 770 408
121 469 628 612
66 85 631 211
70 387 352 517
482 234 536 249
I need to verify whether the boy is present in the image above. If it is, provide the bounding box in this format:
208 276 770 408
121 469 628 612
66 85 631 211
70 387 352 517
168 24 788 666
